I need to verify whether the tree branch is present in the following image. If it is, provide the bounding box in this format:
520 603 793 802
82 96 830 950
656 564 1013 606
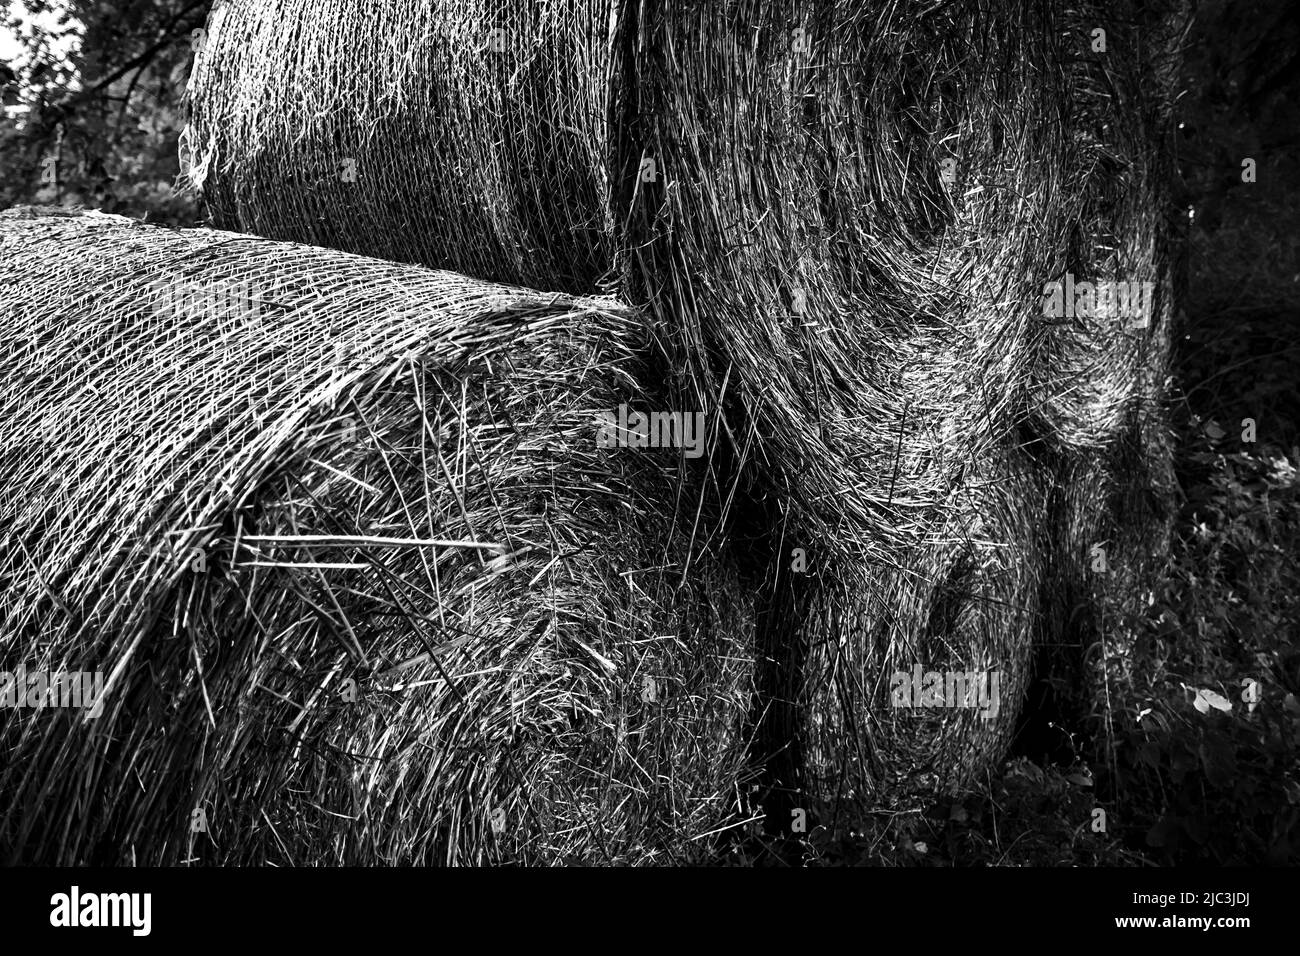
69 0 209 103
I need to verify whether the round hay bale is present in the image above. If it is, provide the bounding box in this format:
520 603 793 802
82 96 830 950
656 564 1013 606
0 210 754 865
185 0 614 294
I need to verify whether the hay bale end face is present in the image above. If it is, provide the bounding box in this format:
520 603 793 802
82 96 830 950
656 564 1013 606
0 210 755 865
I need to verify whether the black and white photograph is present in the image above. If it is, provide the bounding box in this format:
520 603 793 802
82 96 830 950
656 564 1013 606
0 0 1295 938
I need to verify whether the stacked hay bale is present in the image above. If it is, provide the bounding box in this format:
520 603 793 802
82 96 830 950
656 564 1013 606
185 0 614 294
0 209 755 865
183 0 1185 822
606 0 1182 812
613 2 1057 814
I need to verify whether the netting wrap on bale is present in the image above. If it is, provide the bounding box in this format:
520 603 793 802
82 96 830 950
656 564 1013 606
0 209 756 865
184 0 615 294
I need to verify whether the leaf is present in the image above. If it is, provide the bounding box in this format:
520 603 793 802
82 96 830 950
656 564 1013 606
1193 688 1232 714
1204 420 1227 440
1066 771 1094 788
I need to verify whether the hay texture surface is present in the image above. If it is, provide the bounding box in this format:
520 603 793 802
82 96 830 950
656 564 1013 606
187 0 1181 539
795 457 1049 814
0 210 754 865
185 0 613 294
181 0 1183 820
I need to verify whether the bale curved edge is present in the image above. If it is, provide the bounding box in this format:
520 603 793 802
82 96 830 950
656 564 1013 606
0 209 756 865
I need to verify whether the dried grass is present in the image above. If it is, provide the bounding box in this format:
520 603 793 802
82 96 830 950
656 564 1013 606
0 209 755 865
184 0 614 294
187 0 1180 541
795 456 1050 816
138 0 1190 834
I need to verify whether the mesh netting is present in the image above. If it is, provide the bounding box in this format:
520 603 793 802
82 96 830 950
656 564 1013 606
0 209 755 864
